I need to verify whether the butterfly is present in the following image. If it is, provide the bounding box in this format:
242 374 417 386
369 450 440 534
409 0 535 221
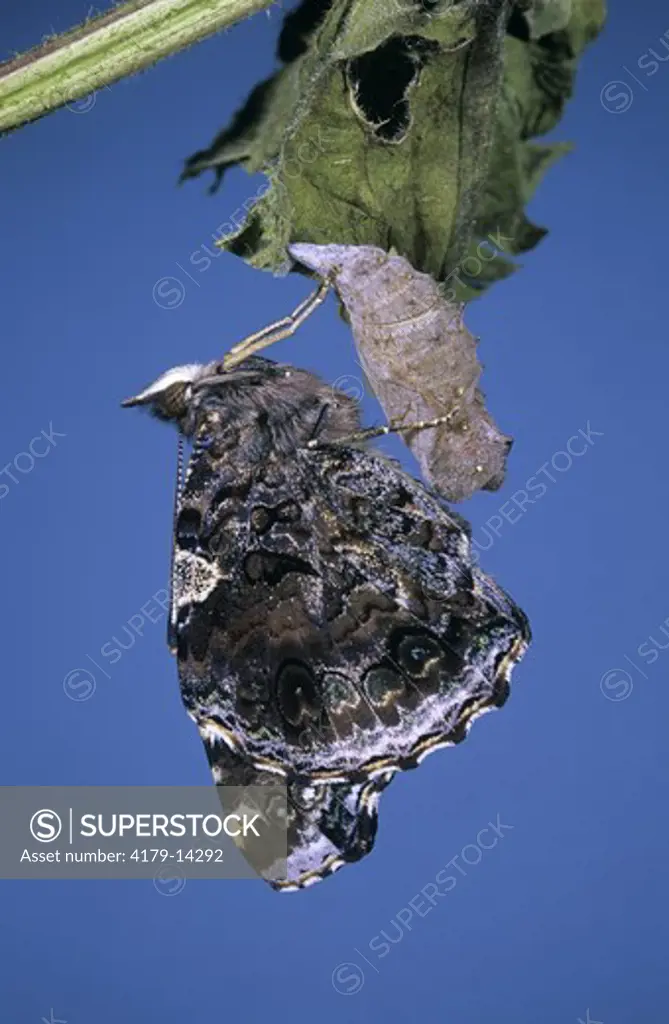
122 295 530 890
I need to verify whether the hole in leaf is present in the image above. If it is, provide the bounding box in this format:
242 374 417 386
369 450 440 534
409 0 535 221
346 36 439 143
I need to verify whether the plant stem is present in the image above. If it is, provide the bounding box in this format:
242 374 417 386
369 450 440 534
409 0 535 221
0 0 275 135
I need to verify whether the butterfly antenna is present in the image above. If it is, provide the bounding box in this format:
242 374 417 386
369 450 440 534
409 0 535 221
167 434 185 655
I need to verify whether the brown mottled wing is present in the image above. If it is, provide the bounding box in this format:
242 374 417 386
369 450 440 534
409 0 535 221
174 440 529 785
203 741 395 891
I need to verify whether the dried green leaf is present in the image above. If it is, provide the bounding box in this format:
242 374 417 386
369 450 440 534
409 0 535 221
183 0 605 298
184 0 509 281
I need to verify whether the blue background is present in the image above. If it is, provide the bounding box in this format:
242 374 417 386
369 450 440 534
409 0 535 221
1 2 667 1022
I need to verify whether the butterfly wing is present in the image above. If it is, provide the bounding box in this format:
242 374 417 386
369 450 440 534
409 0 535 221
203 740 395 890
174 442 530 783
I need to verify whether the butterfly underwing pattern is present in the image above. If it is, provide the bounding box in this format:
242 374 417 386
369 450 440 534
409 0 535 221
123 353 530 890
204 744 396 891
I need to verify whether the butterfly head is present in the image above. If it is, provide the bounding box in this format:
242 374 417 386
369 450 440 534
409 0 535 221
121 357 277 430
122 356 360 444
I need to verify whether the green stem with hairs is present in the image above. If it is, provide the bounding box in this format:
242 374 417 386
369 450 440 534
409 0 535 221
0 0 275 135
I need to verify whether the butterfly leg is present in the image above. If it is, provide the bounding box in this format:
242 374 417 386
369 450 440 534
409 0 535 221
223 278 331 369
307 408 461 450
